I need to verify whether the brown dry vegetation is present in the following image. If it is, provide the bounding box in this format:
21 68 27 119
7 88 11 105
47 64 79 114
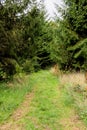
60 72 86 86
50 64 62 77
60 72 87 93
85 71 87 83
51 64 87 89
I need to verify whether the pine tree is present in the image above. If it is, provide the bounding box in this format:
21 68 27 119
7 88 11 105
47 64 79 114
0 0 31 78
18 1 51 71
52 0 87 71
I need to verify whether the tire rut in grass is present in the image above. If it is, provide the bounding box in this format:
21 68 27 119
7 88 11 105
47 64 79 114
0 71 87 130
0 89 35 130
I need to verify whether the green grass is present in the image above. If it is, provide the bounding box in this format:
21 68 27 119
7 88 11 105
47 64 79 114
19 70 76 130
0 74 35 123
0 70 87 129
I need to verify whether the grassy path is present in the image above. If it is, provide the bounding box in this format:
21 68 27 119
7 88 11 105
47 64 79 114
0 70 87 130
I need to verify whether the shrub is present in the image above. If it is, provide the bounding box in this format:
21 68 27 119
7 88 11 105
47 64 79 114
22 60 34 73
0 58 21 80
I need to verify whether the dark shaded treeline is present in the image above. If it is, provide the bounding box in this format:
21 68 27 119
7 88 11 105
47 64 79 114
0 0 87 80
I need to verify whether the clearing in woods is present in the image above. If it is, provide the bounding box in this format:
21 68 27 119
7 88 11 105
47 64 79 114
0 70 87 130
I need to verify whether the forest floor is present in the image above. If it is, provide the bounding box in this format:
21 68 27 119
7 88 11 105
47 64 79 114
0 70 87 130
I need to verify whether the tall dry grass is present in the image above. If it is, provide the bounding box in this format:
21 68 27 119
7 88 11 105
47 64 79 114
60 72 86 87
85 71 87 83
50 64 62 77
50 64 87 90
60 72 87 125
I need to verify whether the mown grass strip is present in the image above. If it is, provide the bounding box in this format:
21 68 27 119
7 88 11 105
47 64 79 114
19 70 87 130
20 70 74 130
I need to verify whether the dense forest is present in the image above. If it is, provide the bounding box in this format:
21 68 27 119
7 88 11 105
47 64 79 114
0 0 87 80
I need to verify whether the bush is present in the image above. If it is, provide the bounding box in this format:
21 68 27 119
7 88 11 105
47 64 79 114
0 67 6 80
22 60 35 73
0 58 21 80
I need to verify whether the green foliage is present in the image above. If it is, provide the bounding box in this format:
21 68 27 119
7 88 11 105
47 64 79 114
23 59 35 73
23 60 32 72
49 21 78 70
1 0 87 79
0 67 6 80
0 58 21 79
0 0 21 79
64 0 87 37
51 0 87 71
0 0 51 78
